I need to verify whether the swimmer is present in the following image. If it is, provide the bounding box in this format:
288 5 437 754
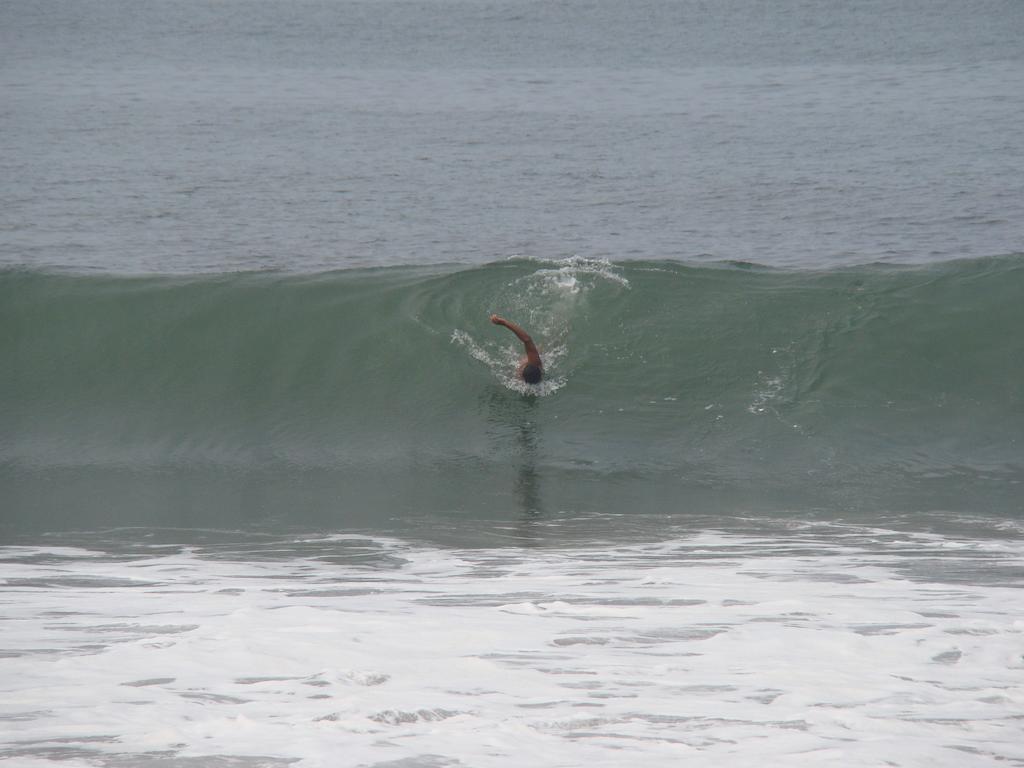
490 314 543 384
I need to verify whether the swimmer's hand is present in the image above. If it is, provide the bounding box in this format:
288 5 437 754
490 314 506 325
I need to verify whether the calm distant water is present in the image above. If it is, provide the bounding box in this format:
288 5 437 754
3 3 1024 766
2 0 1023 272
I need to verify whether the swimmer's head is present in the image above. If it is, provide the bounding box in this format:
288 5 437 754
522 364 543 385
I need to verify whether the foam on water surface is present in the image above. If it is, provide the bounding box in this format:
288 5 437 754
2 525 1022 767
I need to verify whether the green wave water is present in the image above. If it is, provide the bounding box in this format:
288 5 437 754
3 256 1022 534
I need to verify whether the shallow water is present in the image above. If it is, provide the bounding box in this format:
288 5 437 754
2 522 1023 767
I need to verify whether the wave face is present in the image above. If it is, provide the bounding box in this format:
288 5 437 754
3 256 1023 533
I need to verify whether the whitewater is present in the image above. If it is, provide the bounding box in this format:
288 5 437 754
4 523 1024 768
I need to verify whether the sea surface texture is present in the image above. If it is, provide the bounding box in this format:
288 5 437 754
2 0 1023 766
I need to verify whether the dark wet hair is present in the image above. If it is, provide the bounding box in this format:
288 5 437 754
522 364 543 385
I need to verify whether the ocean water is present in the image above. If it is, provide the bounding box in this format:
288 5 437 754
2 0 1024 766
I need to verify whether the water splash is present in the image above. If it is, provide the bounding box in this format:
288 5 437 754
451 329 566 396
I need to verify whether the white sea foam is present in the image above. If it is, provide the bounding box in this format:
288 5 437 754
451 328 495 368
1 528 1022 767
522 255 631 290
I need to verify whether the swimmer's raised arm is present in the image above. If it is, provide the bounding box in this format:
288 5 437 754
490 314 543 383
490 314 531 344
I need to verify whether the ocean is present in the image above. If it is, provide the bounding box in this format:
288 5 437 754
2 0 1023 766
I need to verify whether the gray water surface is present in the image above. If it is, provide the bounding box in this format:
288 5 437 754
3 0 1023 273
